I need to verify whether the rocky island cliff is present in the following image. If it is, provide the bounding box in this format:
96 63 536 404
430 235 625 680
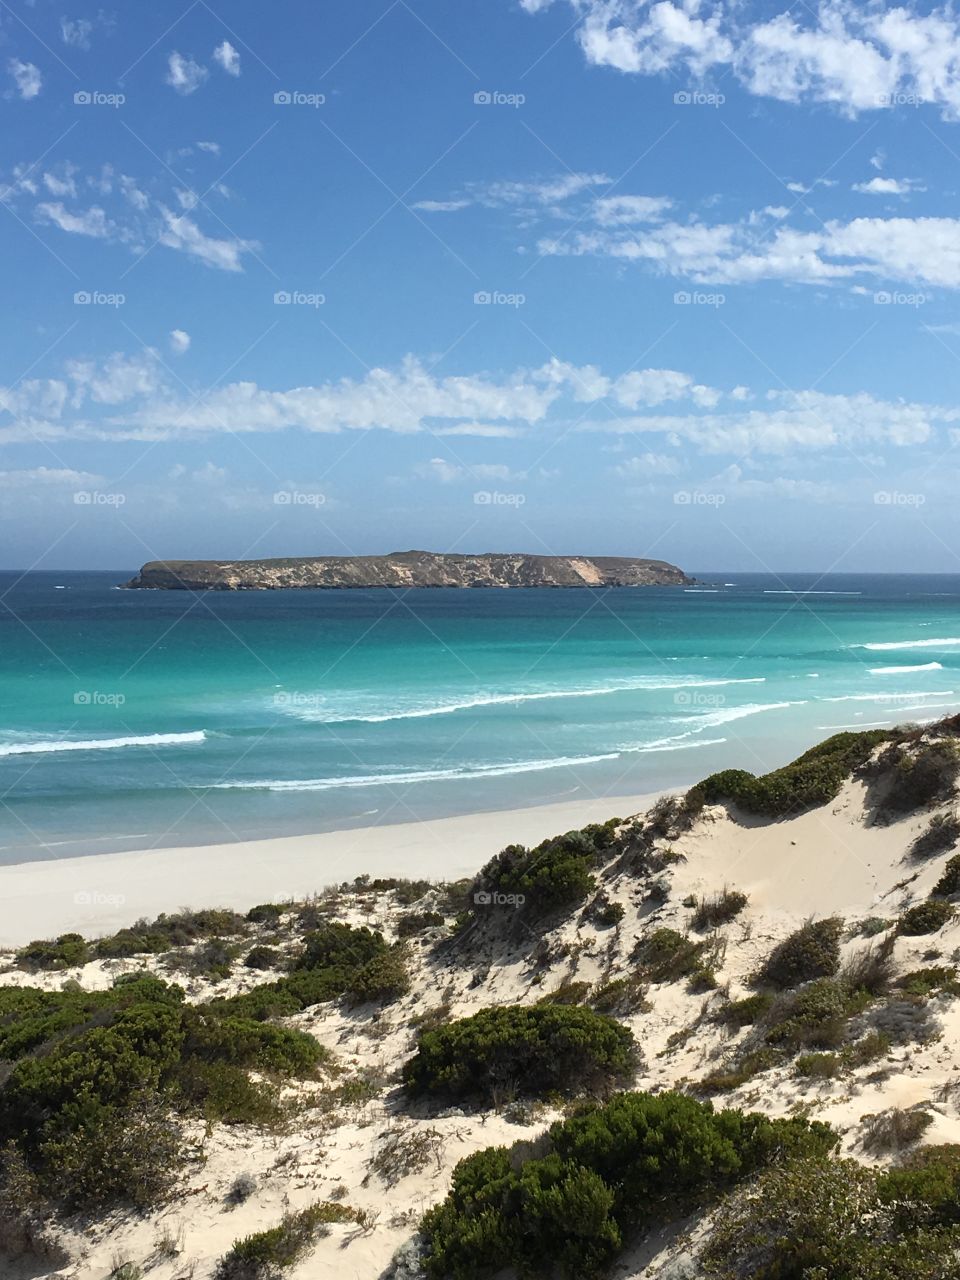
122 551 692 591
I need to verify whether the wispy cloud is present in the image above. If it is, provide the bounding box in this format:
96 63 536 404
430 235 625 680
8 59 41 101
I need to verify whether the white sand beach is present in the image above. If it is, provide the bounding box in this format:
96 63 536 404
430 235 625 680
0 790 665 947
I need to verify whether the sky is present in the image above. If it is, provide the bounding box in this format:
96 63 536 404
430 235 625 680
5 1 960 572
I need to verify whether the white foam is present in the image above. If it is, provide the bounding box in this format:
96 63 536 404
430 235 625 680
280 677 767 724
820 689 954 703
679 701 805 730
213 752 621 792
857 637 960 650
0 730 207 758
869 663 944 674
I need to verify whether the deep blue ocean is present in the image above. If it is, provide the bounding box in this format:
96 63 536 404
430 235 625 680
2 570 960 864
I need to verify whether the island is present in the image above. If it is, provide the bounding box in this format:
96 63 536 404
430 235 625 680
121 551 693 591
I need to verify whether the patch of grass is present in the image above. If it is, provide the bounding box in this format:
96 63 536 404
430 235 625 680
897 965 960 997
214 1200 357 1278
588 975 650 1016
795 1052 842 1079
692 889 748 931
861 1106 934 1155
633 927 715 984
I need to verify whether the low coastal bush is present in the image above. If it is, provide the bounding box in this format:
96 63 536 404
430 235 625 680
403 1005 637 1104
243 945 280 970
860 1105 933 1154
0 975 328 1212
396 910 444 938
753 917 843 989
633 926 716 985
15 932 89 971
692 888 748 930
346 946 411 1005
879 741 960 817
911 811 960 858
94 908 248 959
697 731 887 818
898 965 960 997
702 1156 959 1279
214 1200 357 1279
470 821 620 918
897 899 956 935
932 853 960 897
420 1092 836 1279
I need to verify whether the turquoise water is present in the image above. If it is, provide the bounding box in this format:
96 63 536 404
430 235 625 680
2 570 960 864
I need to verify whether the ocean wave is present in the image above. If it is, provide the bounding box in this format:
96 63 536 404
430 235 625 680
280 676 767 724
0 730 207 758
857 638 960 650
676 701 805 730
211 753 622 791
621 735 728 754
820 689 954 703
763 590 861 595
869 663 944 674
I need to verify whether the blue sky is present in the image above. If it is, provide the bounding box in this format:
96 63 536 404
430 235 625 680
5 0 960 572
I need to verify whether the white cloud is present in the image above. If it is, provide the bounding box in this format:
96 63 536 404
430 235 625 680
166 52 208 95
42 170 77 198
66 352 164 405
538 212 960 288
60 17 93 48
415 173 612 216
35 202 113 238
8 59 42 100
0 466 102 488
524 1 960 118
617 452 680 478
197 141 221 154
212 40 241 76
592 194 673 225
412 199 472 213
852 176 924 195
419 457 463 484
169 330 191 355
156 206 259 272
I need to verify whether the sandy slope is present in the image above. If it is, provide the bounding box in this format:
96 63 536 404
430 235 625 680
4 767 960 1279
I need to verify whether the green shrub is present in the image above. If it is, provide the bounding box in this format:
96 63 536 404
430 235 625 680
932 854 960 897
634 927 712 983
702 1157 952 1279
698 731 887 817
246 903 284 925
898 966 960 997
346 946 411 1005
16 933 89 971
881 741 960 816
898 899 956 935
396 910 444 938
911 811 960 858
173 1059 282 1126
861 1106 934 1154
796 1052 841 1079
404 1005 637 1104
762 979 869 1052
471 825 619 917
421 1093 836 1280
715 993 774 1028
94 909 247 959
878 1143 960 1229
588 976 649 1016
753 917 844 989
692 889 748 930
184 1014 324 1076
244 945 280 970
361 876 433 905
214 1200 356 1278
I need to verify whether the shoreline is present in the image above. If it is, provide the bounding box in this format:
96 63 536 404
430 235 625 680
0 788 665 948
